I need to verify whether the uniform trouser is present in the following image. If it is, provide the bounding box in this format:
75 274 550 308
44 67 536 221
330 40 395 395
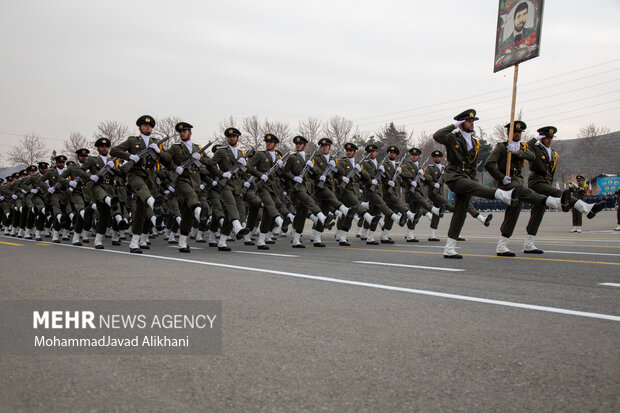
572 208 583 226
405 188 432 230
198 190 211 231
176 181 200 236
127 174 153 235
336 189 365 231
363 189 394 231
526 181 564 236
445 178 497 239
255 188 279 233
207 189 225 231
70 191 86 233
497 181 548 238
220 188 245 236
291 187 321 233
312 187 342 232
91 184 120 234
382 188 408 231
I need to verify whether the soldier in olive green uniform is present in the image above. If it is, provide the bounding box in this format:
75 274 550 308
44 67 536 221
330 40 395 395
485 121 564 256
164 122 210 252
206 127 251 251
38 155 74 242
334 142 374 246
525 126 605 253
282 136 328 248
569 175 588 232
379 146 415 243
433 109 522 258
240 149 264 245
110 115 171 253
359 145 403 245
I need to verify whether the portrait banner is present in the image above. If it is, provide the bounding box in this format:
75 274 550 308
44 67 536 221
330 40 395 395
494 0 545 73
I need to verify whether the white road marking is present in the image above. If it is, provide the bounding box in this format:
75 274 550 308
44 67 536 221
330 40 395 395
234 251 299 258
353 261 464 272
9 236 620 322
540 250 620 257
598 283 620 288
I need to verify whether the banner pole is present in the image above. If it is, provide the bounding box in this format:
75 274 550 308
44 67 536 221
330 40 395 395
505 63 519 176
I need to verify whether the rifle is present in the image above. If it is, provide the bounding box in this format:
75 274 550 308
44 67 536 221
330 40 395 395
295 145 320 186
388 153 409 187
316 150 342 189
409 156 430 195
68 157 119 191
368 153 389 192
339 153 369 189
256 150 295 190
122 134 173 172
217 146 254 187
168 140 214 182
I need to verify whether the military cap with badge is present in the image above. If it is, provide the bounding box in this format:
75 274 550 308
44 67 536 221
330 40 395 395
224 127 241 137
95 137 111 147
344 142 358 151
408 147 422 155
505 120 527 132
365 144 379 153
136 115 156 127
175 122 193 132
387 145 400 154
293 135 308 144
454 109 479 121
76 148 90 157
318 138 332 146
264 134 279 143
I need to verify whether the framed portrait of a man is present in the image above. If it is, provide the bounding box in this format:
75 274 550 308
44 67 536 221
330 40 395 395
494 0 544 73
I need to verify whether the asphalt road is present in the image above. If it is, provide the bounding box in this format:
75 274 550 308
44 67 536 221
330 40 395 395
1 211 619 412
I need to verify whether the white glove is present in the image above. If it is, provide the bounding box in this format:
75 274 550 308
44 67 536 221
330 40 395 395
12 194 18 199
502 176 511 185
396 167 402 174
168 185 175 193
211 180 218 187
371 179 378 186
434 183 440 189
243 181 251 188
199 184 205 190
506 142 520 153
319 175 326 182
388 180 395 187
342 176 350 184
417 169 424 175
260 174 268 182
328 160 336 167
222 171 232 180
411 181 418 188
454 119 465 128
106 161 115 168
276 159 283 168
69 181 78 188
175 166 184 175
282 191 287 196
47 187 55 194
192 152 201 160
21 189 27 194
148 143 160 154
164 190 170 195
306 160 313 168
30 188 38 194
378 165 385 172
293 176 303 184
237 157 247 166
354 164 362 171
0 196 4 200
129 154 140 163
90 175 99 182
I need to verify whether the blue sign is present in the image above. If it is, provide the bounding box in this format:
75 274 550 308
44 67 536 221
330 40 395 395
596 176 620 195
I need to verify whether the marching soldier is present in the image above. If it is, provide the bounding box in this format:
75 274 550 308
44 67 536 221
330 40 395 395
164 122 209 253
379 146 415 243
485 121 563 256
110 115 168 253
433 109 521 259
525 126 605 253
206 127 251 251
38 155 73 243
569 175 588 233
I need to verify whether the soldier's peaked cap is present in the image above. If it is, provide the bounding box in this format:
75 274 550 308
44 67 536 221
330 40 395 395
55 155 67 162
136 115 156 127
27 165 38 172
576 175 585 180
175 122 193 132
318 138 332 146
408 147 422 155
431 150 444 157
344 142 358 151
454 109 479 121
264 134 279 143
387 145 399 154
365 144 379 152
95 137 111 147
504 120 527 132
75 148 90 156
224 127 241 137
293 135 308 144
537 126 557 137
38 161 49 168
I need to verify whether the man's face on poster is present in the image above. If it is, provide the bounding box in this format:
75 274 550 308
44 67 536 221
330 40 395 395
514 7 528 33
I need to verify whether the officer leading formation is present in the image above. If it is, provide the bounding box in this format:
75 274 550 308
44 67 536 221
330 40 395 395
0 112 610 259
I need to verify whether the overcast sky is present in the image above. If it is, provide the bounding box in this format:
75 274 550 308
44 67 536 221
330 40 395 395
1 0 619 159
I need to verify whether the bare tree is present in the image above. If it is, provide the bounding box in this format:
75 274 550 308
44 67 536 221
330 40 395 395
240 116 263 150
63 132 89 159
212 115 237 145
7 133 49 166
94 121 131 148
152 116 182 149
577 123 611 181
322 116 353 154
298 117 323 143
262 119 292 153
